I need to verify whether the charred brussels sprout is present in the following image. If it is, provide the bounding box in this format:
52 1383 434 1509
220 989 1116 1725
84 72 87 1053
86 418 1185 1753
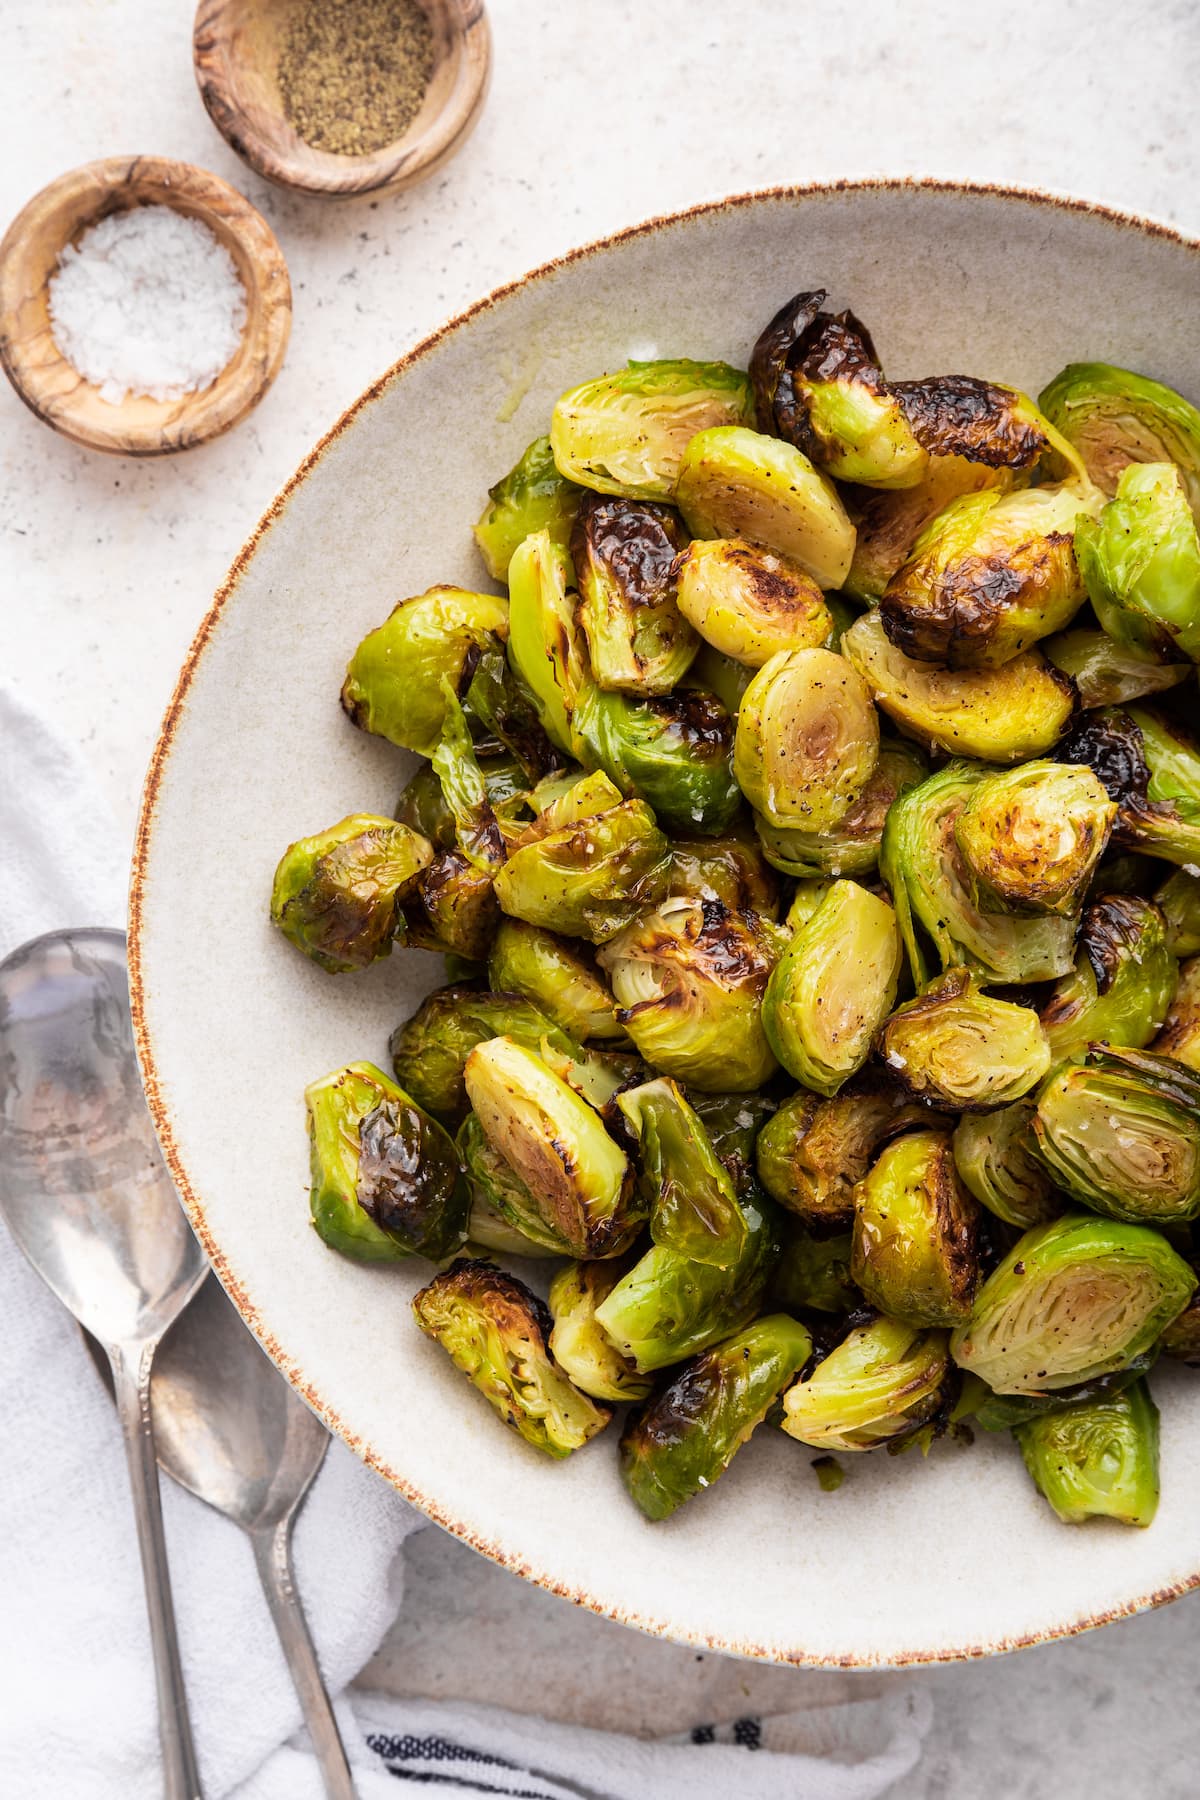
620 1316 813 1519
396 755 528 853
844 456 1017 603
550 358 753 502
879 967 1052 1110
673 537 834 666
598 897 779 1091
547 1261 653 1402
494 793 668 944
1016 1379 1160 1527
954 761 1115 917
1039 895 1176 1062
687 1091 777 1196
487 918 626 1044
506 529 586 758
458 1112 573 1255
1042 628 1191 708
851 1130 982 1327
271 815 433 974
734 647 879 833
571 491 696 693
762 880 902 1094
781 1316 950 1452
573 686 741 835
950 1213 1196 1393
409 850 500 963
616 1077 747 1267
1058 705 1200 870
1157 869 1200 956
755 1079 939 1228
474 434 580 580
952 1101 1064 1231
1038 362 1200 518
390 985 573 1122
771 1225 858 1315
755 737 928 881
841 611 1075 763
1152 954 1200 1070
1076 463 1200 664
663 830 780 918
341 588 509 756
412 1261 611 1457
674 426 856 591
1033 1047 1200 1225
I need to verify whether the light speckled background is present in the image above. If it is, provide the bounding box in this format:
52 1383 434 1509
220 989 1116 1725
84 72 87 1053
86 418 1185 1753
3 1 1200 1792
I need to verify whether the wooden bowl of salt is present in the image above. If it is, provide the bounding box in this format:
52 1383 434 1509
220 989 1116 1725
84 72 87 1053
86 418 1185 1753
0 156 291 456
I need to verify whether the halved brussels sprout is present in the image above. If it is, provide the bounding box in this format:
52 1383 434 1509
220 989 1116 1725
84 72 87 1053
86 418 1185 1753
841 611 1075 763
474 434 580 581
409 850 499 963
1038 362 1200 518
771 1224 858 1315
684 639 756 716
396 754 529 854
1040 895 1176 1061
954 761 1114 917
755 737 928 880
412 1260 611 1457
457 1112 573 1255
1152 954 1200 1070
1015 1379 1160 1527
620 1315 814 1520
674 426 856 591
673 537 834 666
597 896 779 1091
550 358 753 501
464 1036 638 1259
270 815 433 974
952 1101 1064 1231
1156 869 1200 956
573 685 741 835
1058 704 1200 869
843 455 1017 603
780 1315 950 1452
1076 462 1200 664
950 1213 1196 1393
616 1077 746 1268
494 794 668 944
390 985 575 1122
341 587 509 756
852 1129 982 1327
570 491 697 693
1033 1047 1200 1225
755 1078 939 1228
486 918 625 1044
547 1261 653 1402
890 375 1057 469
505 529 586 758
306 1062 466 1262
1042 628 1191 708
733 647 879 833
663 829 780 918
878 967 1052 1111
762 880 902 1094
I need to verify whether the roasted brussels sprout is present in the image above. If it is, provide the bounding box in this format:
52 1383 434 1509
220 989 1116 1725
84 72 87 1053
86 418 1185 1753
771 1224 858 1315
890 375 1057 470
1042 628 1191 708
597 896 779 1091
412 1260 611 1457
550 358 753 501
954 761 1114 917
952 1101 1064 1231
341 588 509 756
844 456 1017 603
878 968 1051 1111
547 1261 653 1402
1058 704 1200 869
841 611 1075 763
487 918 625 1044
755 737 928 880
494 793 668 944
458 1112 572 1254
1015 1379 1160 1527
409 850 500 963
1033 1047 1200 1225
755 1078 939 1228
1156 868 1200 956
733 647 879 833
1039 895 1176 1062
396 755 528 854
762 880 902 1094
1152 954 1200 1070
851 1130 982 1327
674 426 856 591
306 1062 466 1261
673 537 834 666
950 1213 1196 1393
573 685 741 835
620 1315 813 1519
663 829 780 918
270 815 433 974
465 1189 555 1258
570 491 696 693
429 679 508 871
390 985 575 1121
687 1090 777 1197
957 1359 1155 1433
1038 362 1200 517
474 434 580 580
505 529 586 758
781 1316 950 1452
616 1077 746 1267
1076 462 1200 664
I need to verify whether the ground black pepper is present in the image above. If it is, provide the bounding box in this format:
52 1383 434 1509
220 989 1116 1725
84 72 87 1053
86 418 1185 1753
278 0 435 157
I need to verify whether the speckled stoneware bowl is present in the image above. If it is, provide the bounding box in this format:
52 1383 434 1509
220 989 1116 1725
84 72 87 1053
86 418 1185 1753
130 182 1200 1668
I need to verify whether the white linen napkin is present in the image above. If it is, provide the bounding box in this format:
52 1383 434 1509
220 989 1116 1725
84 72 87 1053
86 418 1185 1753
0 681 931 1799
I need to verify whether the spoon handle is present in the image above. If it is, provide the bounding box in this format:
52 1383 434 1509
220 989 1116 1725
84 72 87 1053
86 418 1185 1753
252 1518 356 1799
111 1341 204 1800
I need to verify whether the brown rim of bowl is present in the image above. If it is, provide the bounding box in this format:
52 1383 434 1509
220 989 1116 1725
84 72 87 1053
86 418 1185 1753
129 178 1200 1668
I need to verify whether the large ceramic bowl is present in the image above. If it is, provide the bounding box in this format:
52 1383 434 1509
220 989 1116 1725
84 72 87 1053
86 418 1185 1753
130 182 1200 1667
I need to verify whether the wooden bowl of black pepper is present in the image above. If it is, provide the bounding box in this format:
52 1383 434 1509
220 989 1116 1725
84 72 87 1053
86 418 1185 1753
193 0 491 199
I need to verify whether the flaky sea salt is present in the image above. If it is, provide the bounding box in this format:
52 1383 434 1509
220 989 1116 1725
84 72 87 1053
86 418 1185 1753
48 205 247 405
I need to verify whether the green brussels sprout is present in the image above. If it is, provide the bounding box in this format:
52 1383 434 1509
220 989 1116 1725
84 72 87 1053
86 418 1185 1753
687 1090 777 1197
527 766 624 825
459 636 559 783
1015 1379 1160 1527
1058 705 1200 870
620 1315 814 1519
550 358 754 501
1042 628 1191 708
1033 1047 1200 1225
270 814 433 974
673 536 835 666
494 794 668 945
1039 895 1177 1062
851 1129 982 1327
754 736 928 881
953 761 1115 917
950 1213 1197 1393
844 455 1018 603
952 1100 1065 1231
547 1261 653 1402
597 896 779 1091
783 880 834 930
1075 462 1200 664
674 426 856 591
341 587 509 756
733 647 880 833
396 755 529 854
305 1062 466 1262
573 686 741 835
957 1359 1155 1432
464 1036 639 1259
474 434 581 581
780 1315 950 1452
841 611 1075 763
881 763 1077 987
616 1077 747 1267
878 967 1052 1111
1156 868 1200 956
486 918 626 1044
762 880 902 1094
1152 954 1200 1071
390 984 578 1122
1038 362 1200 518
412 1260 611 1457
684 639 757 716
771 1224 858 1315
457 1112 573 1255
570 491 697 693
663 829 780 918
429 679 507 871
505 529 587 758
755 1078 940 1228
408 850 500 963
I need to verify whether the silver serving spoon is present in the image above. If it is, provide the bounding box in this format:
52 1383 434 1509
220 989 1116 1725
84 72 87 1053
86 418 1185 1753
0 927 208 1800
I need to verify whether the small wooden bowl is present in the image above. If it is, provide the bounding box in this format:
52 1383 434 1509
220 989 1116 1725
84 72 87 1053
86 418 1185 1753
0 156 291 456
193 0 491 199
